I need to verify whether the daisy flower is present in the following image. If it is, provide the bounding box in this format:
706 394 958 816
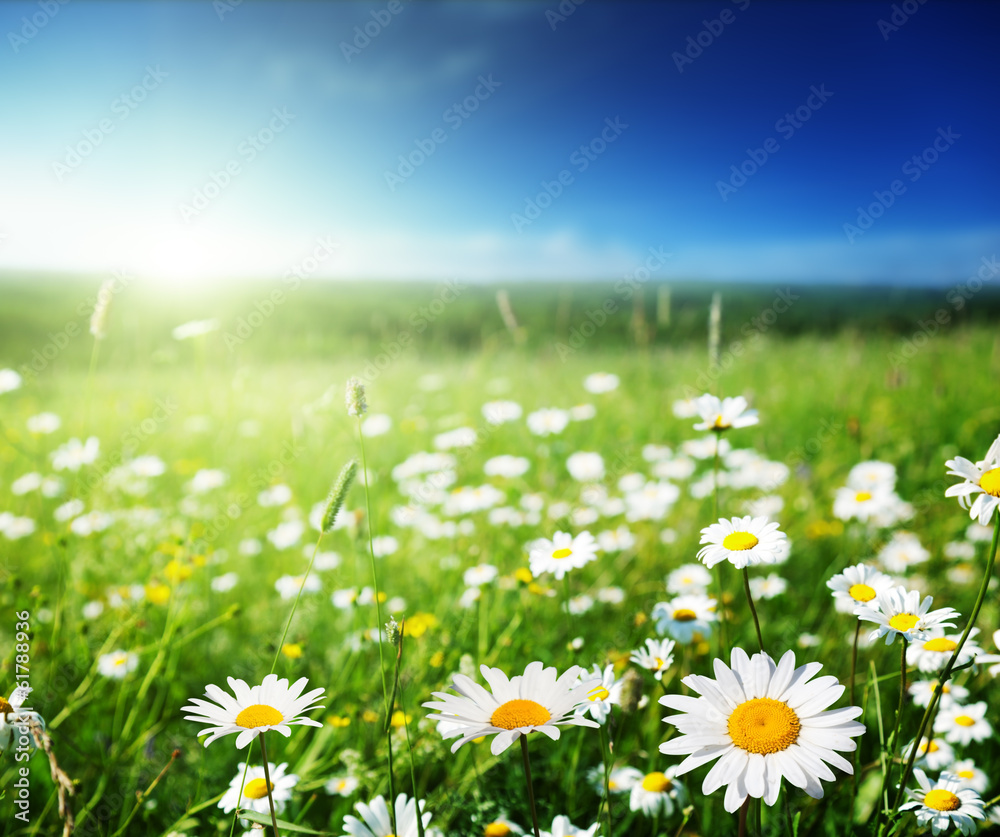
574 663 623 724
343 793 439 837
0 368 23 393
697 516 787 569
878 531 929 574
566 452 605 482
905 736 955 771
652 593 717 643
832 484 897 524
847 461 898 491
934 701 992 746
97 650 139 679
854 586 959 646
826 563 895 614
628 766 688 817
586 764 643 794
526 408 570 436
907 628 982 674
692 394 758 432
538 815 598 837
949 760 989 793
666 563 712 595
422 661 601 755
182 674 325 748
325 775 360 796
482 400 523 425
0 687 44 753
481 816 525 836
945 434 1000 524
219 762 299 815
749 573 787 600
659 648 865 813
630 638 676 681
900 769 985 835
583 372 619 393
909 679 968 710
528 531 599 581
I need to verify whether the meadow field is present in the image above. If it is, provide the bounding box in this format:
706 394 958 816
1 277 1000 837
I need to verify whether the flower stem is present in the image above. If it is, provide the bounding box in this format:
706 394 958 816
519 736 542 837
597 721 614 837
357 425 389 710
741 567 764 653
258 735 281 837
712 444 728 655
849 620 861 708
357 423 397 820
889 512 1000 817
270 533 323 675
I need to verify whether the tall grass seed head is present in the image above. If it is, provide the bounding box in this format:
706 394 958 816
346 377 368 416
322 459 358 533
89 279 115 339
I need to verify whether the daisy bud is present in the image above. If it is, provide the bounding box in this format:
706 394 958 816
345 377 367 416
322 459 358 534
90 279 115 340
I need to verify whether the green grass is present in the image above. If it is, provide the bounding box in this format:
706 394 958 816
1 278 999 836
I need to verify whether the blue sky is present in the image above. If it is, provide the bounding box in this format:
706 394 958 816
0 0 997 284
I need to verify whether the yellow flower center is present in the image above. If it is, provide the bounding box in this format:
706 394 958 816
855 491 873 502
485 824 512 837
979 467 1000 498
0 697 13 715
234 704 283 729
923 638 957 653
588 686 610 702
552 548 573 559
722 532 759 551
955 715 975 727
923 789 961 812
490 699 552 730
641 771 673 793
712 414 727 429
673 608 697 622
849 583 876 602
727 698 800 754
958 770 975 779
243 778 274 799
925 740 939 753
888 613 920 632
653 657 666 670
